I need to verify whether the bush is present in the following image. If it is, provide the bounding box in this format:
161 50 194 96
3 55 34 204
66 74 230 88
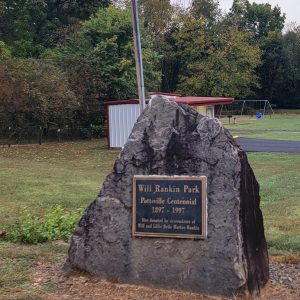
80 124 103 139
6 205 83 244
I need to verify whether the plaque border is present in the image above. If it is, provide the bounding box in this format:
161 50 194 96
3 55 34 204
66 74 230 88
132 175 207 240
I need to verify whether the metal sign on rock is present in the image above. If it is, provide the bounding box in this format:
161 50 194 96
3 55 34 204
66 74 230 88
132 175 207 239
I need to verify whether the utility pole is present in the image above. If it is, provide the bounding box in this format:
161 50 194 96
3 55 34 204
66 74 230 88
130 0 146 114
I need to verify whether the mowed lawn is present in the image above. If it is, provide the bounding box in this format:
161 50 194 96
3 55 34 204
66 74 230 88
0 140 119 229
0 136 300 296
0 140 119 296
222 111 300 141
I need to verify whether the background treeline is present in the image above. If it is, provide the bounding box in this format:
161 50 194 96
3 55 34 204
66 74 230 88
0 0 299 135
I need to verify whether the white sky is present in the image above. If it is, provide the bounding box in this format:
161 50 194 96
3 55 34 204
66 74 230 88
173 1 300 25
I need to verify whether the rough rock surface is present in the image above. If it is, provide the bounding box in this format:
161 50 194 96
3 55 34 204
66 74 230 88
66 96 269 296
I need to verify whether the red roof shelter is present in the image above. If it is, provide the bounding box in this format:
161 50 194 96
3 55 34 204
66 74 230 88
104 96 233 107
105 94 234 148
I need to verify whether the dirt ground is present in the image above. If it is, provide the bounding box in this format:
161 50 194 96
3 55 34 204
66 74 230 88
1 262 299 300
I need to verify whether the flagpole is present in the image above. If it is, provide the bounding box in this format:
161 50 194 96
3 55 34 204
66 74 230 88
130 0 146 114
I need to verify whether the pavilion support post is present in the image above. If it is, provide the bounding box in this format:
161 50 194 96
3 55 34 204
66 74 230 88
219 104 224 119
241 101 245 116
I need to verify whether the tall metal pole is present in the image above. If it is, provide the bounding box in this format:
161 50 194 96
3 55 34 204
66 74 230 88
130 0 146 114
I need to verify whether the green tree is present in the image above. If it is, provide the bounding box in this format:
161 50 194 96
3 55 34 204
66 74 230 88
0 59 79 128
0 41 11 59
175 18 260 97
161 1 223 93
229 0 285 39
0 0 112 58
228 0 285 100
190 0 220 23
245 2 285 40
258 29 283 99
56 6 161 100
227 0 249 30
160 23 182 92
274 26 300 107
139 0 174 47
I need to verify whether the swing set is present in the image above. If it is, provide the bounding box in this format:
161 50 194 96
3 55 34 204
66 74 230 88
218 100 275 119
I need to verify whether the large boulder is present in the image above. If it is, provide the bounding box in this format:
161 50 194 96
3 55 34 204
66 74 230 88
66 96 269 296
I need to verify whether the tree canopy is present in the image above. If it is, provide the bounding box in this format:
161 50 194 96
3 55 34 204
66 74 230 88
175 18 260 97
0 59 78 128
56 6 161 100
0 0 112 57
0 0 299 133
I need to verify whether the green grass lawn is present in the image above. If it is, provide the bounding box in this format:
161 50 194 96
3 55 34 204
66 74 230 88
0 138 299 296
247 153 300 256
0 140 118 229
232 131 300 141
222 112 300 141
0 140 119 296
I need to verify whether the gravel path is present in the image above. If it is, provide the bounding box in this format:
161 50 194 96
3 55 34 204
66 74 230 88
265 263 300 299
32 263 300 299
2 262 300 299
270 263 300 285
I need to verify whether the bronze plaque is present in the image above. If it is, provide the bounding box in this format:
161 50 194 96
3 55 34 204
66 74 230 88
132 175 207 239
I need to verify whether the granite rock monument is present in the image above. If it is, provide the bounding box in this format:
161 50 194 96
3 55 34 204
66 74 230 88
66 96 269 296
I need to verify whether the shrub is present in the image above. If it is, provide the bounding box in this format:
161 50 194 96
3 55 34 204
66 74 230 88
80 124 103 139
6 205 83 244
